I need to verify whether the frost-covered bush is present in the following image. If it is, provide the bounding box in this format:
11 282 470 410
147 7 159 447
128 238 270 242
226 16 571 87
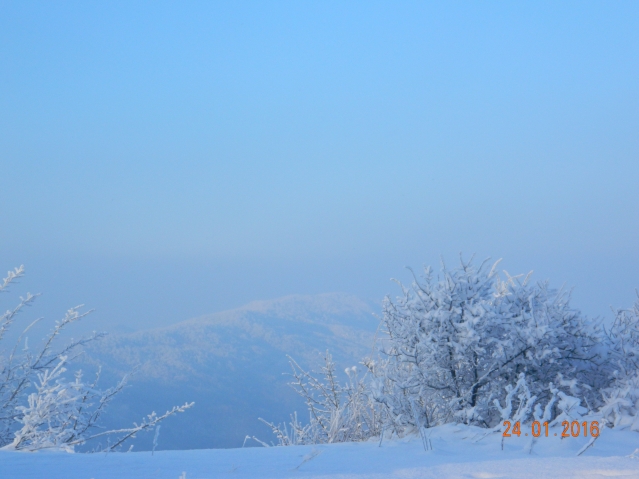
259 352 383 445
599 374 639 431
266 257 639 446
600 295 639 431
474 373 592 454
606 294 639 380
0 265 193 452
371 257 607 430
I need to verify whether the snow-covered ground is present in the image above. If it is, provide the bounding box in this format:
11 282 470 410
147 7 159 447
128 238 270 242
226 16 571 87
3 424 639 479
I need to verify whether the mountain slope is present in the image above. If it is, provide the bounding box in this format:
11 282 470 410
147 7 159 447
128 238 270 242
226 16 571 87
82 293 379 450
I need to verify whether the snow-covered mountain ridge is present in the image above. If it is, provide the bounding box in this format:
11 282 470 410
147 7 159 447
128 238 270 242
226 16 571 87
80 293 379 450
4 423 639 478
88 293 376 379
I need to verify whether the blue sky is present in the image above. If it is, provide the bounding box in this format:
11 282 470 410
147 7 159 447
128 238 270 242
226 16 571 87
1 1 638 331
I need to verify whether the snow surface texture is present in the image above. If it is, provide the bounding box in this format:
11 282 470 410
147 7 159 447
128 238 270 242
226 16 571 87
3 424 639 479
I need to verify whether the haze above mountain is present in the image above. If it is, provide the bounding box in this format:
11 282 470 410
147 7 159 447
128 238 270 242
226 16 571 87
82 293 380 450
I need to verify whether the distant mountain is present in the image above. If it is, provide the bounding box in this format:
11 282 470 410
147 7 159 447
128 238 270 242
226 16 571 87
81 293 379 451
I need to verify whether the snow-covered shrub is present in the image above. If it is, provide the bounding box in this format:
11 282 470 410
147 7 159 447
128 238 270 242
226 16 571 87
371 257 607 430
264 257 639 446
493 374 538 428
607 294 639 380
0 265 193 452
600 296 639 431
8 357 90 452
550 388 589 426
599 373 639 431
488 375 586 432
475 374 591 454
260 352 382 445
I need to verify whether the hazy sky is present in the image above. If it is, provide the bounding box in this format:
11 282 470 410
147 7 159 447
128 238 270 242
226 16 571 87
2 1 638 333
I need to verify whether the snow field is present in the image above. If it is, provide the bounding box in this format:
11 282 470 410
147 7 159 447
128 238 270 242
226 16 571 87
3 423 639 479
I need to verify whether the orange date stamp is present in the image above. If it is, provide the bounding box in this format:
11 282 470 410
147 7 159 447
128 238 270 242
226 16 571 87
502 420 600 438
